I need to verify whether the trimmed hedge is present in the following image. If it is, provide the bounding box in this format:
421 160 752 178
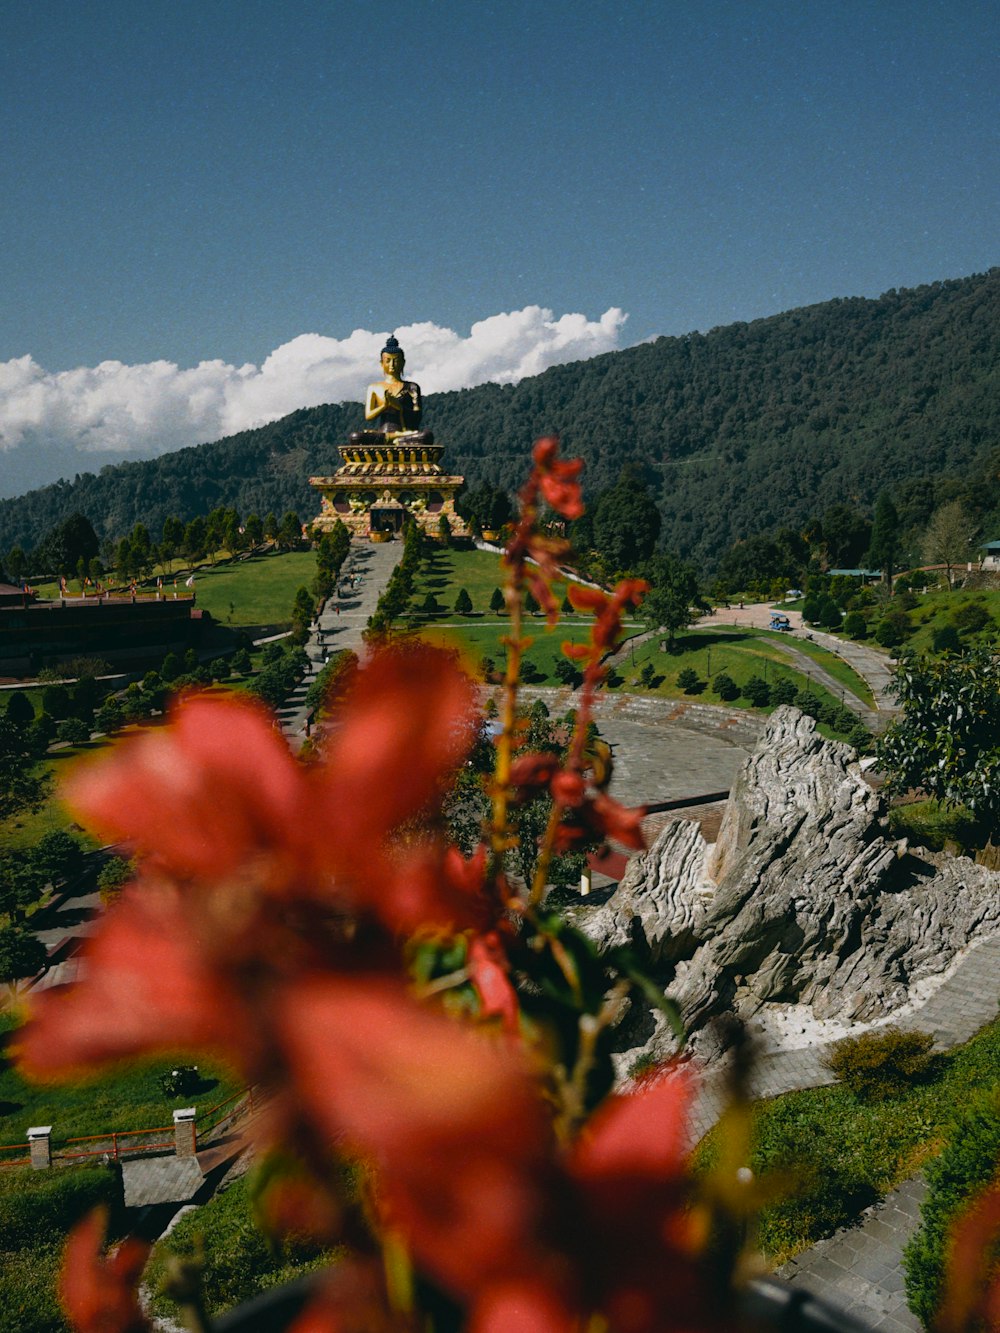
903 1094 1000 1325
825 1027 936 1101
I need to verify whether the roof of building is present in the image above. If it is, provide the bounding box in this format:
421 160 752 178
981 540 1000 551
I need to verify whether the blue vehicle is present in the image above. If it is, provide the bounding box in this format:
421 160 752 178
769 612 792 631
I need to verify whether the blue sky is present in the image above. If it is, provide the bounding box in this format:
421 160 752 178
0 0 997 493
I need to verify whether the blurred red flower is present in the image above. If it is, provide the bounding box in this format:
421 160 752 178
60 1208 151 1333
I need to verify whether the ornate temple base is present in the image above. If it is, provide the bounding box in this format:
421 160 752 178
309 438 469 541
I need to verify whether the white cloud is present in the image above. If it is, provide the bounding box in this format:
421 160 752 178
0 307 627 481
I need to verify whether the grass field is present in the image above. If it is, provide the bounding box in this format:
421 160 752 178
891 584 1000 656
0 743 105 852
0 1012 241 1146
615 630 856 719
30 549 317 631
402 551 867 734
761 629 875 705
169 551 317 628
695 1014 1000 1265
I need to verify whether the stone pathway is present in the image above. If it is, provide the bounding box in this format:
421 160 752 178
695 604 898 715
276 540 403 744
687 934 1000 1329
777 1178 927 1332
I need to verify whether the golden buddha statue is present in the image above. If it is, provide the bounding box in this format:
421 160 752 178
350 335 434 446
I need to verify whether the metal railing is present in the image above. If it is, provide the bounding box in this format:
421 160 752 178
54 1125 173 1163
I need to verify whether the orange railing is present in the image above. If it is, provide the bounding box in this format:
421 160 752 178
0 1084 262 1169
198 1085 258 1138
55 1125 173 1162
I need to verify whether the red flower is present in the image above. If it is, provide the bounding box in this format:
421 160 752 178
60 1208 151 1333
20 643 483 1081
532 437 585 521
567 578 649 657
314 643 478 857
17 885 248 1079
63 692 315 890
468 931 520 1033
277 976 551 1300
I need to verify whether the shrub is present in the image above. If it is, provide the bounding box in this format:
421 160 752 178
420 592 440 615
161 650 182 681
97 855 136 906
903 1093 1000 1325
56 717 90 746
770 676 798 706
160 1065 200 1097
825 1027 935 1100
676 667 702 694
846 722 873 753
4 691 34 726
953 601 992 635
842 611 868 640
41 684 70 719
875 610 911 648
816 596 842 630
741 675 770 707
794 688 820 718
554 658 578 687
639 662 656 688
887 800 981 853
94 698 124 735
712 672 739 702
932 624 961 654
33 830 84 884
28 713 57 754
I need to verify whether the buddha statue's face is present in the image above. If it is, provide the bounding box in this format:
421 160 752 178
381 350 404 379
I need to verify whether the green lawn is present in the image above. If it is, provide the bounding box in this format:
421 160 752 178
30 549 316 632
173 551 317 629
615 630 855 722
415 616 633 682
695 1015 1000 1266
893 584 1000 656
0 743 105 852
0 1013 241 1148
412 546 513 612
724 625 874 706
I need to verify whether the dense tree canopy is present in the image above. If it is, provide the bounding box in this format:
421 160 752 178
639 551 701 647
877 649 1000 834
591 468 662 573
2 269 999 570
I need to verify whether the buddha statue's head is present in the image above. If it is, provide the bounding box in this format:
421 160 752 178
381 334 405 379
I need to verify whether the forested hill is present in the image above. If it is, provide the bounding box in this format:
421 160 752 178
2 267 998 565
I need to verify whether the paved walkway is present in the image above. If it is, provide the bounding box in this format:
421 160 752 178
695 604 898 715
276 540 403 744
687 934 1000 1329
778 1178 927 1331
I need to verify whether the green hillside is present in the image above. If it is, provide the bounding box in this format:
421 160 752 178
2 267 998 566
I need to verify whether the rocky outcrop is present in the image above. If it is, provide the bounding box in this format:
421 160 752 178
576 707 1000 1060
